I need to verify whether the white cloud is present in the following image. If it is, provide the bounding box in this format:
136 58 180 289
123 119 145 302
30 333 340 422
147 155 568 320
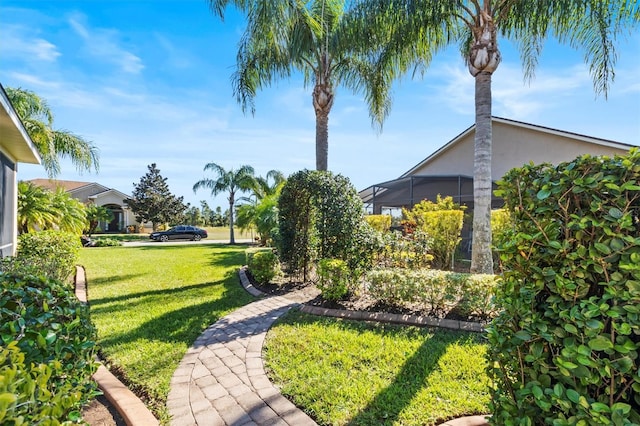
68 13 144 74
0 24 60 62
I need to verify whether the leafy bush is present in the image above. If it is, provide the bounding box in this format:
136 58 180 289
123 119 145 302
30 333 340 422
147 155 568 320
317 259 350 301
487 150 640 424
278 170 373 280
6 231 81 282
0 274 98 423
366 268 499 318
92 237 122 247
365 215 391 233
374 230 433 269
248 250 281 284
401 196 466 270
457 274 499 317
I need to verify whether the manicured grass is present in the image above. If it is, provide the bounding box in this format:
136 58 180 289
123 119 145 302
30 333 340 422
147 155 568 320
79 245 255 421
264 310 490 426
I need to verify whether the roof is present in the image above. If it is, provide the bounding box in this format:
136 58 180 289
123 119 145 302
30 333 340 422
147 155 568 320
29 178 94 192
0 83 41 164
400 116 638 178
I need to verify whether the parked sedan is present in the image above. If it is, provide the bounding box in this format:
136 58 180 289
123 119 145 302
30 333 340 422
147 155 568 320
149 225 208 242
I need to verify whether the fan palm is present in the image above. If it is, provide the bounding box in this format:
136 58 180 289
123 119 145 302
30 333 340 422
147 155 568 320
6 87 99 177
209 0 392 171
193 163 257 244
347 0 638 273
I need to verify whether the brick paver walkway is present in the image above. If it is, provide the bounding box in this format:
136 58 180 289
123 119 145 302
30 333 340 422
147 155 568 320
167 283 319 426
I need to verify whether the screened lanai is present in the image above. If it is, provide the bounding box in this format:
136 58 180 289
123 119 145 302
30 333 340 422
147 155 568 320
359 174 503 214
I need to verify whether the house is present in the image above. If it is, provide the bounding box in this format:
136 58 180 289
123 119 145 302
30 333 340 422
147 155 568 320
360 116 637 251
29 179 140 233
0 84 41 257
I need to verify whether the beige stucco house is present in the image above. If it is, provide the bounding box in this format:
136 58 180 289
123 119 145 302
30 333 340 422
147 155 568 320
30 179 140 233
0 84 41 257
360 116 637 252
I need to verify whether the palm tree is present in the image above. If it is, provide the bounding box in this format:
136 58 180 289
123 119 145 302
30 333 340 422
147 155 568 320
17 181 56 234
348 0 638 273
86 205 113 237
6 87 99 177
193 163 257 244
237 169 286 245
208 0 390 171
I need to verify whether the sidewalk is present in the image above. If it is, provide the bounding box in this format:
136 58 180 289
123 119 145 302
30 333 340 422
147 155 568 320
167 284 319 426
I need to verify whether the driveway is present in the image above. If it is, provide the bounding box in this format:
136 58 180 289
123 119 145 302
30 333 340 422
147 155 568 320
122 238 254 247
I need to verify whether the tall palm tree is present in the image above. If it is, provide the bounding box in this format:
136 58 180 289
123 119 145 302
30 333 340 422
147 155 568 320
208 0 390 171
6 87 99 177
193 163 257 244
348 0 638 273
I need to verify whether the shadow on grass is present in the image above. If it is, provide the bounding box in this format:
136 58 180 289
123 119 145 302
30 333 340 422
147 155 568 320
346 330 479 426
96 285 252 348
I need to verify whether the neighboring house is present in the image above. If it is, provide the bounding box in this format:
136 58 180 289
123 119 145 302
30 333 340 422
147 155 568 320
29 179 140 233
0 84 41 257
360 116 637 252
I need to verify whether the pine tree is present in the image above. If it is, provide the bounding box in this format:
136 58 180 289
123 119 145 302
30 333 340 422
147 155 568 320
126 164 188 231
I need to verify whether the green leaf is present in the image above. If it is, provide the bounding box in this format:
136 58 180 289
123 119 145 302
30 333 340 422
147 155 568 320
608 208 623 219
594 243 611 255
566 389 580 404
591 402 611 413
588 336 613 351
515 330 531 341
537 189 551 200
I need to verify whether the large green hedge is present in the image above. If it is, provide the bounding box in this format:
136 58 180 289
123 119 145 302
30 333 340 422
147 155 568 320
487 150 639 424
0 273 98 424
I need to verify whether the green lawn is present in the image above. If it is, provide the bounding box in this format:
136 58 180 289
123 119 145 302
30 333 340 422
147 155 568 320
79 245 255 421
264 310 490 426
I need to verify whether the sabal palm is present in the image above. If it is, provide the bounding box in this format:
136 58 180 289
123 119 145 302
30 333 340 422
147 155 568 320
209 0 390 171
7 87 99 177
193 163 257 244
349 0 638 273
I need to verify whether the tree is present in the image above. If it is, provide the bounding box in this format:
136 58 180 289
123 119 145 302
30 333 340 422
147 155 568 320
6 87 99 177
126 164 188 231
208 0 389 171
236 170 286 246
17 181 87 234
348 0 638 273
193 163 257 244
85 205 113 237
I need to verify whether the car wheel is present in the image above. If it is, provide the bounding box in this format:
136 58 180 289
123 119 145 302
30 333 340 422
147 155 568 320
160 235 169 242
193 234 202 241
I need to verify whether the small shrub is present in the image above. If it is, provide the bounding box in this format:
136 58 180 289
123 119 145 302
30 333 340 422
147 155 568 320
365 214 391 233
317 259 350 301
366 268 414 305
248 250 281 284
92 238 122 247
0 274 98 423
11 230 81 281
457 274 499 318
413 270 465 315
375 230 433 269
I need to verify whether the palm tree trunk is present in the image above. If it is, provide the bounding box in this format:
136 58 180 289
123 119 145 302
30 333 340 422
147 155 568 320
228 192 236 244
315 110 329 171
471 71 494 274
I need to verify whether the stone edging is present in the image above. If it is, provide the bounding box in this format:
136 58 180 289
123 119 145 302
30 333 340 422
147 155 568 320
75 266 160 426
238 266 486 333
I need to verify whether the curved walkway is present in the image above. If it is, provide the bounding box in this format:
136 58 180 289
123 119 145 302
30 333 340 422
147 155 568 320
167 269 487 426
167 279 319 426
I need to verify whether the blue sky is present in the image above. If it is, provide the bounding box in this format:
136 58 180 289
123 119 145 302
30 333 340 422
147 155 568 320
2 0 639 209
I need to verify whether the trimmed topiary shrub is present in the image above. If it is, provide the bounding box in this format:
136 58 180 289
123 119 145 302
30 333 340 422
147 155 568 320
487 150 640 424
0 273 98 423
317 258 350 301
248 250 281 284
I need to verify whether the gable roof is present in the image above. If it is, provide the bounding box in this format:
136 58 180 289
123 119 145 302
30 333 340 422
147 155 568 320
29 178 95 192
0 83 40 164
400 116 637 178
